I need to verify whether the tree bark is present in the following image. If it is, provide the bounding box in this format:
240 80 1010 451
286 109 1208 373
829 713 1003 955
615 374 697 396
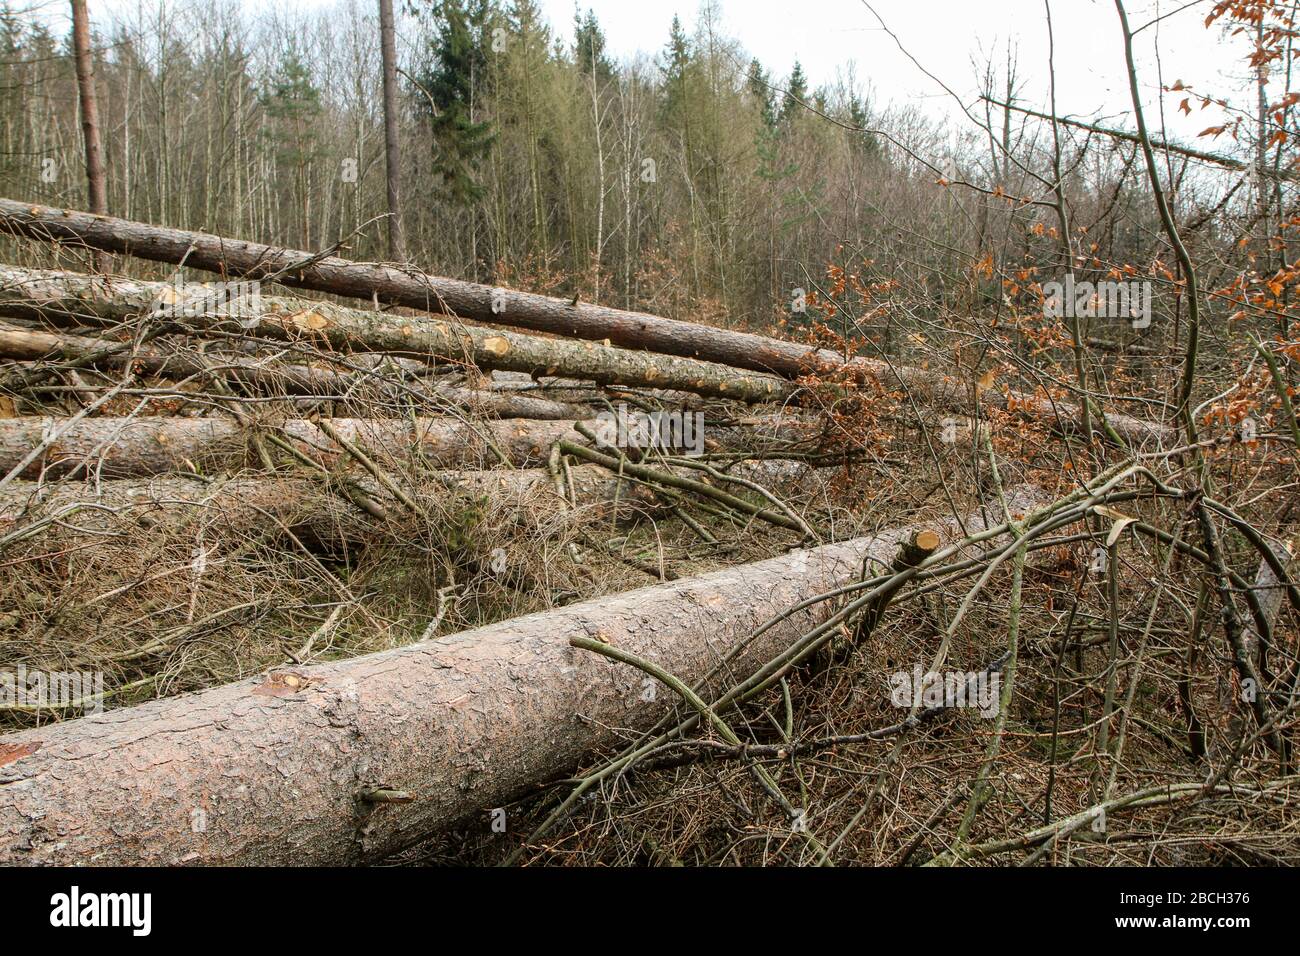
69 2 107 219
0 322 595 419
0 323 350 394
0 414 812 480
1243 529 1299 669
0 265 792 404
0 200 851 374
0 488 1042 865
377 0 406 263
0 463 656 544
0 416 586 478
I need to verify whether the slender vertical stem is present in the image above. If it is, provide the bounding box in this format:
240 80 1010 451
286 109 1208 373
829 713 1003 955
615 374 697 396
378 0 407 262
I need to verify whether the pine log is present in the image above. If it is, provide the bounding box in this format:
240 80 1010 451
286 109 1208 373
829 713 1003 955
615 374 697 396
0 323 594 420
0 485 1044 865
0 202 828 374
0 264 791 403
0 323 350 394
0 464 657 544
0 416 586 479
0 412 825 480
417 386 591 421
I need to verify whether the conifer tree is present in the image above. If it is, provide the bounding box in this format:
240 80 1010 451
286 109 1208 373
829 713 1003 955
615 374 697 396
417 0 495 203
779 60 807 129
573 6 612 82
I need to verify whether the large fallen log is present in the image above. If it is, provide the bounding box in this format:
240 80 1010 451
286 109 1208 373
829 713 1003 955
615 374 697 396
407 386 591 421
0 464 658 545
0 416 583 478
0 211 1174 445
0 322 351 395
0 412 825 480
0 202 833 377
0 265 791 404
0 486 1043 865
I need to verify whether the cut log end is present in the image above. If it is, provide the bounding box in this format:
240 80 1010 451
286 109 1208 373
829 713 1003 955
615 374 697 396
897 529 941 568
913 529 941 552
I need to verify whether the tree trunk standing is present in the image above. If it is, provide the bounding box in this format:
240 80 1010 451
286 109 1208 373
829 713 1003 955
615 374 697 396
378 0 407 263
69 0 106 272
589 65 605 303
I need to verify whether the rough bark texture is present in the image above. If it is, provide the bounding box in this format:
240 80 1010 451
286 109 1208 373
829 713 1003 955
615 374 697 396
0 201 835 376
0 414 813 479
0 487 1042 865
0 464 657 544
0 265 792 403
377 0 406 263
422 386 592 421
69 2 107 219
1243 530 1298 666
0 217 1173 442
1 473 359 544
0 322 350 395
0 416 585 478
0 321 595 419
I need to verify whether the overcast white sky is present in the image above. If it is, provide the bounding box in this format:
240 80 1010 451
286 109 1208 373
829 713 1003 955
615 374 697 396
34 0 1259 155
529 0 1249 147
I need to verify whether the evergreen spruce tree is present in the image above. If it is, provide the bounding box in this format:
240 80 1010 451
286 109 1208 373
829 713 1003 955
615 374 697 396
659 14 691 125
417 0 495 203
746 57 776 131
260 51 323 246
573 6 612 81
779 60 807 129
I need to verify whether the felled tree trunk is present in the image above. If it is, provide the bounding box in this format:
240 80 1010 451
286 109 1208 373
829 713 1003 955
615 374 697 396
0 323 594 420
0 416 586 478
408 386 591 421
0 323 353 395
0 487 1043 865
0 265 791 403
0 412 821 480
0 203 833 377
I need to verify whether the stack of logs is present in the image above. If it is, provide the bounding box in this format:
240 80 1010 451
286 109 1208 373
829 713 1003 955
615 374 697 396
0 201 1161 865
